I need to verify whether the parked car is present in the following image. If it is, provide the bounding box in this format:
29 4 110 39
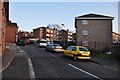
62 46 91 60
17 39 26 46
25 39 30 45
39 39 47 47
30 40 34 44
46 43 64 52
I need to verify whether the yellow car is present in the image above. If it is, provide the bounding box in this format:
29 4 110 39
62 46 91 60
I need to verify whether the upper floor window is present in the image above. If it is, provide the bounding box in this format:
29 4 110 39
82 30 88 35
47 29 50 32
81 20 88 25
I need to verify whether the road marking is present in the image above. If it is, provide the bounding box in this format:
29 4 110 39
68 64 103 80
0 56 14 74
27 57 36 80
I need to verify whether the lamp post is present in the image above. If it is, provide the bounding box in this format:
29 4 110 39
61 24 65 48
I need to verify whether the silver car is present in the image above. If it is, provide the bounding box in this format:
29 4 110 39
46 43 64 52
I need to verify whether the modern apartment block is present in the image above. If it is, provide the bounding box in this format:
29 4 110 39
6 21 19 43
33 27 58 41
0 0 9 55
46 27 57 41
67 29 73 41
75 13 114 50
33 27 73 42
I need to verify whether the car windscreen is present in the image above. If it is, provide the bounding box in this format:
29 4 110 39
79 47 89 52
53 44 60 46
40 41 47 43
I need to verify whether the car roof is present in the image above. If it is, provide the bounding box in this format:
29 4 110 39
48 43 59 45
69 46 87 48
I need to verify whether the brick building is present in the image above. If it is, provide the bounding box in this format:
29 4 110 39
72 33 76 42
75 13 114 50
33 26 74 42
33 27 57 41
67 29 73 41
112 32 120 46
6 21 19 43
33 27 46 39
0 0 9 55
59 29 68 42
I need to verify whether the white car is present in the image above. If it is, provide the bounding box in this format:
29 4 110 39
39 40 47 47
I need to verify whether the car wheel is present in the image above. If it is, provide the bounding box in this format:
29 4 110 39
61 52 65 56
46 48 48 51
50 49 53 53
73 55 77 61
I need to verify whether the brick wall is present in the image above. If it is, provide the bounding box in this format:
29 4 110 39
33 28 40 38
6 26 18 43
0 1 2 55
0 0 9 55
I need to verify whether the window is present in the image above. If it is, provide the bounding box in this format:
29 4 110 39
67 46 72 50
51 30 53 33
82 41 88 46
82 20 88 24
46 34 50 36
82 30 88 35
47 29 50 32
72 47 76 51
79 47 89 52
51 34 53 37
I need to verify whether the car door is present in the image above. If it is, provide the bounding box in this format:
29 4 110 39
65 46 73 57
70 46 77 57
64 46 70 54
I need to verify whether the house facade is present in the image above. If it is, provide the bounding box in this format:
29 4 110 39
0 0 9 55
112 32 120 46
6 21 19 43
75 13 114 50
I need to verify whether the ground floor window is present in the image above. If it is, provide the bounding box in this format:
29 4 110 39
82 40 88 46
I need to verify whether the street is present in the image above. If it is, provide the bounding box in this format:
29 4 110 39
2 44 119 80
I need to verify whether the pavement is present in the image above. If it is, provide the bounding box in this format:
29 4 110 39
0 43 29 79
0 43 119 79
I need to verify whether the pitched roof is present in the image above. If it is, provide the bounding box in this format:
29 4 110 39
75 13 114 20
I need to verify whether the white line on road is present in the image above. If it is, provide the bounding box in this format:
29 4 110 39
27 57 36 80
68 63 103 80
0 56 14 74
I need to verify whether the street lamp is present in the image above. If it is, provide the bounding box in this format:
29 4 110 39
61 24 65 48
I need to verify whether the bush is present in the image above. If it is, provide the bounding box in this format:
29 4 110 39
36 39 40 43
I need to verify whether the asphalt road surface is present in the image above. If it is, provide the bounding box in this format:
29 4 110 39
24 44 119 79
2 44 119 80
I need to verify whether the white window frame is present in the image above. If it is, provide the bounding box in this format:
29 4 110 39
82 41 88 46
81 30 88 35
81 20 88 25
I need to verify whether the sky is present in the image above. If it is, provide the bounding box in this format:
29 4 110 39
9 1 119 33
